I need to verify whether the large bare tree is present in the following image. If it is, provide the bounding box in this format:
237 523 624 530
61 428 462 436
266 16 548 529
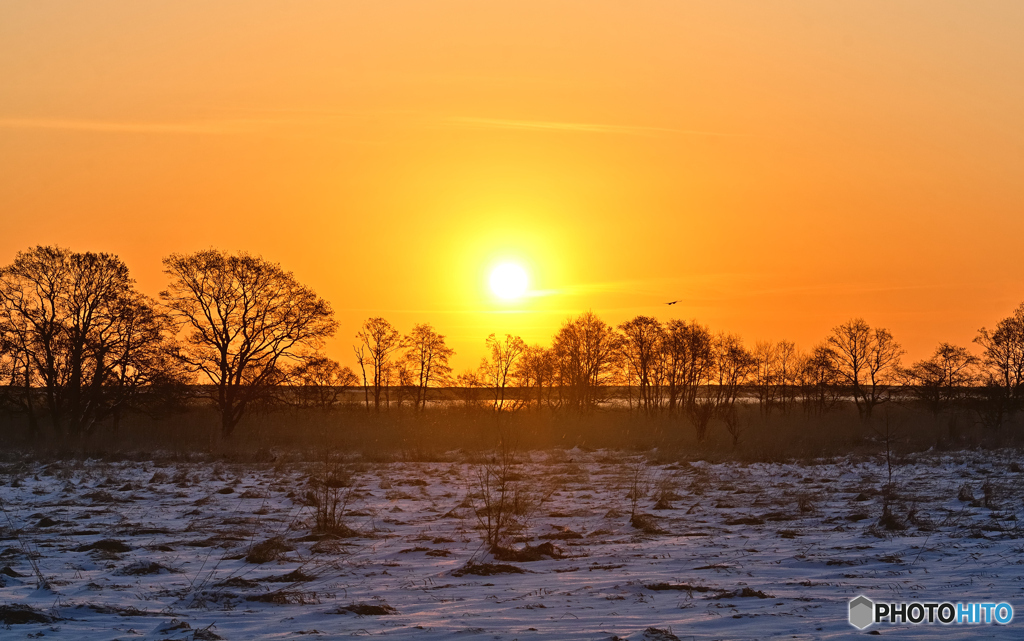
828 319 903 419
161 249 336 437
0 246 180 437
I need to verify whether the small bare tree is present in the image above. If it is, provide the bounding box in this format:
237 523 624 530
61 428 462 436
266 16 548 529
404 323 454 411
751 340 779 417
627 456 652 522
664 319 715 419
515 344 556 410
974 303 1024 429
290 354 359 410
903 343 978 420
479 333 526 412
355 317 405 412
797 344 841 415
472 441 531 552
308 453 355 536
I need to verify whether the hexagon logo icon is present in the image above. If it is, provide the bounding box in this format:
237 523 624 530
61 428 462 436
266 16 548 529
849 595 874 629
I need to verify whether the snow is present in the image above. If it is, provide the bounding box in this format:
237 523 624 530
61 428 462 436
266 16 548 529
0 448 1022 640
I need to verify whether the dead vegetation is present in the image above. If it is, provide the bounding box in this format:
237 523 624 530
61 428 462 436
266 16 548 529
245 537 294 564
451 560 527 576
333 602 398 615
470 440 542 556
307 453 357 537
0 603 55 625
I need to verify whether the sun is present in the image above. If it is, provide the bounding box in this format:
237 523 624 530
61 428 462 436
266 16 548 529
489 262 529 300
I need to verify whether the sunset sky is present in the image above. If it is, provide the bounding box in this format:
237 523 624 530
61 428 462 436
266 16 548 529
2 1 1023 371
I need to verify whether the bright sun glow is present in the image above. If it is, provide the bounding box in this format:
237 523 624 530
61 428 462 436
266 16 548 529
489 263 529 300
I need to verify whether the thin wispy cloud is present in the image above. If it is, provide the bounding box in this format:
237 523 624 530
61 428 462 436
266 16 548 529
446 116 733 138
0 117 300 135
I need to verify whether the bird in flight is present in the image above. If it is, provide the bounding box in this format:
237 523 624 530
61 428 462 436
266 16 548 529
666 300 681 305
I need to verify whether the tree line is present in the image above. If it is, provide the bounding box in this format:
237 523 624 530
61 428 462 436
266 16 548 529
1 245 1023 442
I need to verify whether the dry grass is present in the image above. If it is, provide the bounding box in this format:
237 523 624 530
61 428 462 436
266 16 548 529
1 402 1022 465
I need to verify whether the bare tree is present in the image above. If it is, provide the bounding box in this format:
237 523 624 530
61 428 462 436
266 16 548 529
0 246 181 437
455 368 485 408
751 340 779 417
864 327 904 416
974 303 1024 428
472 440 533 553
797 344 842 415
553 312 620 412
828 319 903 419
480 333 526 411
354 317 404 412
101 290 188 430
716 334 754 447
161 249 337 437
903 343 978 420
663 319 715 418
617 316 662 414
827 318 871 417
775 339 798 414
290 354 359 410
515 344 556 410
404 323 454 411
684 330 740 443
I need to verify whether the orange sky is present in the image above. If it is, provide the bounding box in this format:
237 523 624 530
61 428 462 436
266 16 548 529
2 1 1023 371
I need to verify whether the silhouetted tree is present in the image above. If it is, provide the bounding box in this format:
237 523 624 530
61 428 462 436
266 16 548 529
354 317 404 412
480 333 526 411
714 334 755 447
516 344 556 409
748 339 800 416
775 339 799 414
161 249 337 437
827 319 871 416
455 368 485 408
0 246 181 437
751 340 779 417
974 303 1024 429
828 319 903 419
903 343 978 420
101 290 188 430
864 327 904 417
404 323 454 411
663 319 715 417
290 354 359 410
553 312 620 412
618 316 662 414
797 344 842 415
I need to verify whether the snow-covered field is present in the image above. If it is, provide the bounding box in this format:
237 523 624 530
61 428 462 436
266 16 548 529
1 448 1022 640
